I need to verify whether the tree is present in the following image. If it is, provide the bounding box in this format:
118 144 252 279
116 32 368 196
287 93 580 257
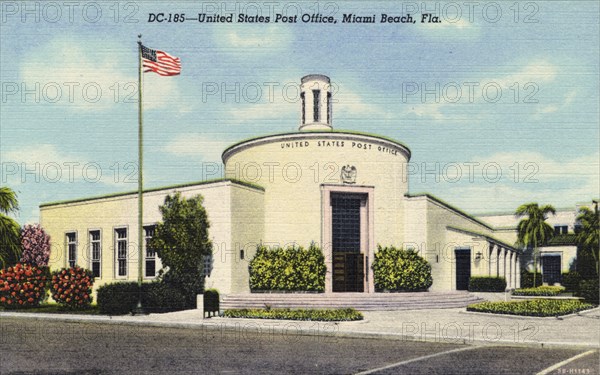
515 203 556 287
576 203 599 275
149 192 212 308
0 187 21 269
20 224 51 267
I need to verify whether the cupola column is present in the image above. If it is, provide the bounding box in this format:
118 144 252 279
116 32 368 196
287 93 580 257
299 74 333 131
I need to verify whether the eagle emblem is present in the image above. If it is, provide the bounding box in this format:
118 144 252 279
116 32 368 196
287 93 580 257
340 165 357 184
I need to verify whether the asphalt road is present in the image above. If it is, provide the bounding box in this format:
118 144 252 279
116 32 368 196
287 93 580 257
0 317 597 374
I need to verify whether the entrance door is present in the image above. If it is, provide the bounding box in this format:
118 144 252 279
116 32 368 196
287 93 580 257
455 249 471 291
542 255 561 285
331 193 365 292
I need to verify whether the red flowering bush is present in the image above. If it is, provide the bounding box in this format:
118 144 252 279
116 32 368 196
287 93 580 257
50 267 94 309
20 223 51 267
0 263 49 308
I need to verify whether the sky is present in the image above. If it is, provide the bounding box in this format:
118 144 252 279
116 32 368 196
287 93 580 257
1 1 598 224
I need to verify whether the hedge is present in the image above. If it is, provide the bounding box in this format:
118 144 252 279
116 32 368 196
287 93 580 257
468 277 506 292
520 271 543 288
467 299 593 317
577 279 599 305
97 282 139 315
561 272 582 293
372 246 432 292
249 243 326 292
512 286 565 296
223 308 363 321
97 281 191 315
141 282 187 313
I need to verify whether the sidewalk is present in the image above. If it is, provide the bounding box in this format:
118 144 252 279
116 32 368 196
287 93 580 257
2 306 598 349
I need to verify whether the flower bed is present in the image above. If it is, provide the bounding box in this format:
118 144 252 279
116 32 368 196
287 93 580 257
512 286 565 296
223 307 363 321
467 299 593 317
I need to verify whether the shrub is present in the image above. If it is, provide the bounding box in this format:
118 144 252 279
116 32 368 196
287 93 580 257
249 243 326 292
141 282 187 313
560 272 582 293
372 245 432 292
149 193 212 309
20 224 51 267
97 282 139 315
512 286 565 296
520 271 543 288
467 299 593 317
468 277 507 292
50 267 94 309
0 263 49 308
223 307 363 321
160 271 204 310
204 289 219 317
577 279 599 305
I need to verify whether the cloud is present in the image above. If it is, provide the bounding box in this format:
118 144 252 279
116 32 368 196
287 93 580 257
2 144 121 186
537 90 577 116
412 150 599 214
496 60 558 87
335 88 381 117
163 133 231 162
469 151 599 183
417 18 480 39
18 36 184 112
217 25 292 50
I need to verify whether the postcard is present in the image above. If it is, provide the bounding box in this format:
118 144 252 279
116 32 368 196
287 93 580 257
1 1 598 374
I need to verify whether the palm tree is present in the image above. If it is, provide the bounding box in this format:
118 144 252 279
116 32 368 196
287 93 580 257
0 186 21 268
515 203 556 286
576 202 599 275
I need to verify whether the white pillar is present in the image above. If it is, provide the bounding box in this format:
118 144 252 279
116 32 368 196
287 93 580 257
516 255 521 288
500 247 506 280
508 252 514 289
488 244 494 276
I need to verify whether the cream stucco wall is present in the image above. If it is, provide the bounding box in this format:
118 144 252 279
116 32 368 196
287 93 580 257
538 245 578 274
404 195 520 291
41 180 264 296
223 132 411 250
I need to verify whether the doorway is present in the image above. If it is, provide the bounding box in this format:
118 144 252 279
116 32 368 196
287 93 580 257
331 193 365 292
455 249 471 291
542 255 561 285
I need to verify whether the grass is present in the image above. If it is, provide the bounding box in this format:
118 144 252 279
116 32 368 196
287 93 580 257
0 303 100 315
223 307 363 321
467 299 594 317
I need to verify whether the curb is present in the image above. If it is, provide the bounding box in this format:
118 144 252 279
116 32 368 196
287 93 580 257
2 312 598 350
459 306 600 320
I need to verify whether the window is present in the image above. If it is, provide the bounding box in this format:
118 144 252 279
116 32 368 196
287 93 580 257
89 230 101 278
554 225 568 235
66 232 77 268
327 91 332 124
115 228 128 277
300 92 305 124
312 89 320 122
574 225 582 234
144 225 157 278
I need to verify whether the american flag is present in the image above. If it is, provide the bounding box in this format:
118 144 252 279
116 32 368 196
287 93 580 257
141 45 181 76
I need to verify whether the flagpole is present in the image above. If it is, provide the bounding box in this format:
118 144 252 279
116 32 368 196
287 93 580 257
136 34 145 313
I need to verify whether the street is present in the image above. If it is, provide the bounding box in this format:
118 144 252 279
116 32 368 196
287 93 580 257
1 317 597 374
